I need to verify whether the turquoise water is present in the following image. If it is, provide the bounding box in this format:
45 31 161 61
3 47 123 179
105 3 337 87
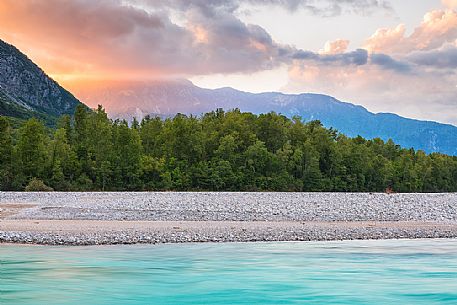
1 239 457 304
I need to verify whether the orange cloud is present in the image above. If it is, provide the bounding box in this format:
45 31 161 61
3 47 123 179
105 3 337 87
320 39 350 55
364 24 406 53
1 0 456 125
443 0 457 9
0 0 289 86
189 25 209 44
0 0 166 80
365 9 457 54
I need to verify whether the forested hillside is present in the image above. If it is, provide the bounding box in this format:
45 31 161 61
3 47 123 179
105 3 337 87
70 79 457 155
1 106 456 192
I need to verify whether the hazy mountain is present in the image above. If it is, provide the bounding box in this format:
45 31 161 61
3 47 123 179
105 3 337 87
71 79 457 155
0 39 83 125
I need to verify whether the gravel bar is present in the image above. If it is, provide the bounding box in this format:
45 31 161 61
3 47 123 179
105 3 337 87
1 192 457 245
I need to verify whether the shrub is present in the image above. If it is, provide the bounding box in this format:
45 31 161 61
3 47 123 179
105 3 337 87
25 178 54 192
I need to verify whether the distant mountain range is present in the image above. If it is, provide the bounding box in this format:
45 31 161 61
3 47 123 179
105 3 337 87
0 39 82 125
72 79 457 155
1 38 456 155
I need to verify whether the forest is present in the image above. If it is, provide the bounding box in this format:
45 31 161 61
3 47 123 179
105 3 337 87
1 105 456 192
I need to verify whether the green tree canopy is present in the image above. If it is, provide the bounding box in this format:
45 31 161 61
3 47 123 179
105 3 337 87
2 108 457 192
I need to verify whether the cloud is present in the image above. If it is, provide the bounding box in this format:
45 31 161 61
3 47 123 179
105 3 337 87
370 53 411 72
285 58 457 125
0 0 292 78
245 0 394 16
364 24 407 53
408 46 457 68
0 0 390 81
0 0 455 125
443 0 457 9
292 49 368 65
321 39 350 55
0 0 168 77
284 4 457 125
141 0 393 17
364 9 457 54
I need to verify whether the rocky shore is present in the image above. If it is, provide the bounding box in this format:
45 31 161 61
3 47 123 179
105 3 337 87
1 192 457 245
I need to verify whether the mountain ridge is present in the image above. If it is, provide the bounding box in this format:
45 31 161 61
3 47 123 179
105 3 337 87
1 37 455 155
0 39 83 124
70 79 457 155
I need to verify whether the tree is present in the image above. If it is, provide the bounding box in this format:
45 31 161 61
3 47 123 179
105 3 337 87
50 161 66 190
3 107 457 193
73 104 91 178
16 118 48 184
48 128 78 189
112 121 142 189
0 117 13 190
140 155 167 190
256 112 290 152
243 140 275 189
57 114 73 144
140 116 163 157
214 134 238 163
88 106 113 189
301 140 322 191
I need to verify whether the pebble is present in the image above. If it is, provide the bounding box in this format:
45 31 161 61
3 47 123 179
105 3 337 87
1 192 456 245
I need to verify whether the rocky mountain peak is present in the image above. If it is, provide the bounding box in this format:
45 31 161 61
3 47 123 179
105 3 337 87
0 39 83 122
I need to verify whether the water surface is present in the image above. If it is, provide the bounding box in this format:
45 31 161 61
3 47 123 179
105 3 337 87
1 239 457 304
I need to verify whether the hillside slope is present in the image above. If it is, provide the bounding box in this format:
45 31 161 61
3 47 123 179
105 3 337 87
0 39 83 124
71 79 457 155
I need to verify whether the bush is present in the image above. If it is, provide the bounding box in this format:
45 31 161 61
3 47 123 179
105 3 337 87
25 178 54 192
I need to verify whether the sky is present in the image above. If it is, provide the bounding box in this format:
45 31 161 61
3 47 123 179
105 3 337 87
0 0 456 124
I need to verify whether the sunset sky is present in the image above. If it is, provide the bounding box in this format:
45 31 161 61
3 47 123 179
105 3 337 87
0 0 456 124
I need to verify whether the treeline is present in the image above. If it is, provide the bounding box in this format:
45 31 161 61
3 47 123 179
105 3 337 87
1 105 457 192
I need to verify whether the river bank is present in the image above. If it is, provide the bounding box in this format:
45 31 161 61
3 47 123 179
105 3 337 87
1 192 456 245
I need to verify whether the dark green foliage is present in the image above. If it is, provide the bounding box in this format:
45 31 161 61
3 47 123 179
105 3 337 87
15 118 48 186
2 108 457 192
0 116 13 190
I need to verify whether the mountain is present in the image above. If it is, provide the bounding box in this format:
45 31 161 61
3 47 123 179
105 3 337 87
70 79 457 155
2 39 454 155
0 39 83 125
